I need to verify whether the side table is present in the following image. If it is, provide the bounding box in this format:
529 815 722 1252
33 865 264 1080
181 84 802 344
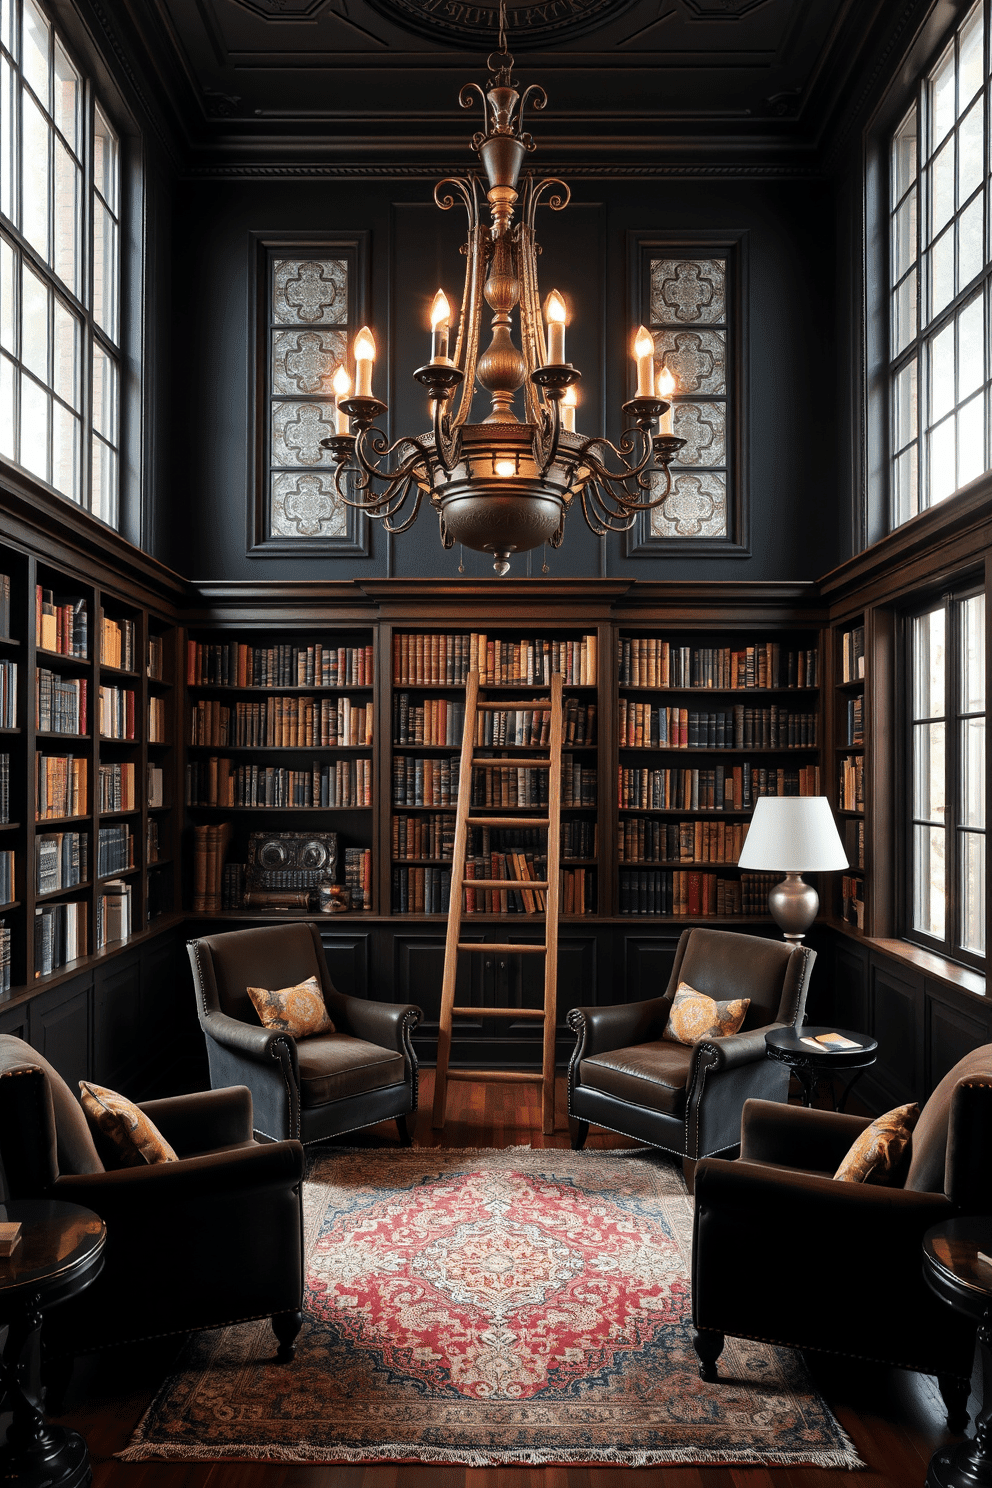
0 1199 106 1488
923 1218 992 1488
764 1025 878 1109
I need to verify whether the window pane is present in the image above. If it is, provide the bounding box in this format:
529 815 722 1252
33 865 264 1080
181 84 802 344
957 390 985 485
0 236 13 353
91 437 117 526
1 57 14 222
930 229 955 317
19 373 47 480
961 592 985 711
932 137 956 236
960 831 986 953
915 720 946 821
93 105 118 212
21 92 49 261
961 717 985 826
959 97 984 202
0 1 14 57
893 105 918 205
894 443 919 524
21 0 48 108
894 359 918 449
52 41 78 153
931 46 957 149
914 607 946 718
914 823 947 938
958 293 985 400
0 352 13 458
959 192 985 286
51 399 77 500
931 317 956 421
894 267 917 354
91 344 117 443
21 262 47 383
930 415 957 503
92 200 117 341
52 295 77 408
53 139 78 296
894 188 917 280
960 3 985 108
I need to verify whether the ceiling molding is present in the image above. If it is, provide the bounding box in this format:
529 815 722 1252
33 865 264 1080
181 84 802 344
179 158 825 180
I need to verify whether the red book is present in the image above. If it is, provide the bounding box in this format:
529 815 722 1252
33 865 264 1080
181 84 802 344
687 872 701 916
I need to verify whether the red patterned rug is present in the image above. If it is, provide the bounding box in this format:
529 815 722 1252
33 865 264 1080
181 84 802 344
121 1147 862 1468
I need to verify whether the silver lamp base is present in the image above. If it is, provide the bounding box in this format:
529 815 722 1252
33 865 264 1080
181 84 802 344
767 872 819 943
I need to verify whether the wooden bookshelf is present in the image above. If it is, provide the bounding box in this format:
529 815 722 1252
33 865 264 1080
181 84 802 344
833 615 867 932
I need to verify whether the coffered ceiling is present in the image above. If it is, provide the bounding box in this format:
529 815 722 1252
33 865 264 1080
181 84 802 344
112 0 906 166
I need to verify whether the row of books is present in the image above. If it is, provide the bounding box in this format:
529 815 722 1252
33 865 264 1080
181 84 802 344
148 764 164 808
392 755 460 807
0 572 9 638
391 633 598 687
617 702 817 750
149 696 166 742
392 865 451 914
37 755 87 820
97 823 134 877
390 816 597 863
96 879 131 948
192 822 233 912
189 696 373 749
841 874 865 928
0 918 9 993
99 761 136 812
147 634 165 680
100 613 136 671
221 862 245 910
619 640 819 691
187 641 374 689
839 754 864 812
37 832 88 894
344 847 373 911
846 696 863 746
618 817 750 865
0 848 12 904
841 626 865 683
34 901 86 976
36 587 87 657
476 701 596 748
393 695 466 747
393 813 454 861
99 685 135 740
843 816 865 870
0 753 7 822
147 817 160 862
618 869 782 916
0 659 16 728
618 763 822 811
36 669 84 734
185 758 373 809
472 760 596 809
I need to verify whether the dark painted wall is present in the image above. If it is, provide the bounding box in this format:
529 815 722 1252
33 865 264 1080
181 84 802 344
171 171 839 585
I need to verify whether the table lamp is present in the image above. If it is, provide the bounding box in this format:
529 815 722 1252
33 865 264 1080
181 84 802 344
737 795 848 942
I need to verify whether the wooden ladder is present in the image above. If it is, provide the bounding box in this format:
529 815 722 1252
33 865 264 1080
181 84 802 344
432 669 563 1135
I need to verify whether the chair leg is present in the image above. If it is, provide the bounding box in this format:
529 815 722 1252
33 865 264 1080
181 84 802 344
396 1113 414 1146
568 1117 588 1151
938 1372 970 1432
272 1310 303 1363
692 1328 724 1383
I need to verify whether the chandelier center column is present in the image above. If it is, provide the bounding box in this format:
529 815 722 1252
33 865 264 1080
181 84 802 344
477 227 526 423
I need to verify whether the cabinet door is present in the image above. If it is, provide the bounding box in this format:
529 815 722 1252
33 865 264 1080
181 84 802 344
506 931 599 1064
93 953 142 1093
925 984 992 1095
832 942 869 1033
0 1003 30 1044
392 931 487 1059
318 931 371 1001
621 935 681 1005
869 959 922 1107
29 977 92 1088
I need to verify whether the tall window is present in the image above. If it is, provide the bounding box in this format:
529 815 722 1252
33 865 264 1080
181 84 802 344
908 588 985 966
0 0 121 526
889 1 992 527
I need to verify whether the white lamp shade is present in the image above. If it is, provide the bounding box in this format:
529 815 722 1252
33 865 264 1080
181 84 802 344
737 795 848 872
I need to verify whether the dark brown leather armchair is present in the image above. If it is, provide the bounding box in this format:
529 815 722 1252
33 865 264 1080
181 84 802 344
567 928 815 1174
188 922 421 1145
0 1034 305 1361
691 1043 992 1429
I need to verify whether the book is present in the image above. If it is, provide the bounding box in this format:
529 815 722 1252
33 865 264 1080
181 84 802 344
0 1220 21 1257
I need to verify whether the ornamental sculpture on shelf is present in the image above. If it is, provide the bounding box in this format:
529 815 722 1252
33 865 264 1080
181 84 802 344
321 1 685 575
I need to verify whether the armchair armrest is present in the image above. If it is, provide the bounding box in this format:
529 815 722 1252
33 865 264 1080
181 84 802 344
200 1010 299 1076
328 994 421 1056
739 1097 871 1170
51 1136 305 1212
137 1086 254 1156
568 997 671 1062
692 1024 784 1076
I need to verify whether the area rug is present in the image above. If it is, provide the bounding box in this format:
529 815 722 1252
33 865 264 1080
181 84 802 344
120 1147 863 1468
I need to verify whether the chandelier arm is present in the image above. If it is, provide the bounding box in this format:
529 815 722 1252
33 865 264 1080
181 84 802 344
431 393 462 474
351 426 435 486
518 221 547 426
524 176 572 232
517 84 547 146
532 392 562 477
579 477 640 535
434 176 479 230
378 480 427 535
600 462 676 513
458 82 488 116
578 426 656 485
453 224 487 428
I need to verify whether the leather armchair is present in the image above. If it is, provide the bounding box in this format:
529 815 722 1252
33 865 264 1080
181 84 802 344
188 922 422 1144
691 1043 992 1429
567 928 815 1177
0 1035 305 1361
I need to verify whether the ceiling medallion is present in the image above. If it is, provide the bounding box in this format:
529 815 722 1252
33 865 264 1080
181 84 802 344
365 0 638 49
321 0 684 575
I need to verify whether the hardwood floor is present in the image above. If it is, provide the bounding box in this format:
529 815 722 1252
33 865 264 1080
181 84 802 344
61 1070 973 1487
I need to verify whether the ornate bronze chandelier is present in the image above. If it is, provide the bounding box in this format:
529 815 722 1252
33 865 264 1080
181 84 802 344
322 3 685 575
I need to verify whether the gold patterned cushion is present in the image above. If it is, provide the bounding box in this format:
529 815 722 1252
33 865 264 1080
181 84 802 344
247 974 335 1038
78 1082 178 1169
834 1102 920 1184
664 981 750 1046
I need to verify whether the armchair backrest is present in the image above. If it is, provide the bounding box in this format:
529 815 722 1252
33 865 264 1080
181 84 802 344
906 1042 992 1211
0 1035 103 1198
665 928 814 1032
189 921 332 1027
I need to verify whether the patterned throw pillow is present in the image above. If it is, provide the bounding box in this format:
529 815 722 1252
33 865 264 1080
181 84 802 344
664 981 750 1046
834 1102 920 1184
78 1082 179 1169
247 974 335 1039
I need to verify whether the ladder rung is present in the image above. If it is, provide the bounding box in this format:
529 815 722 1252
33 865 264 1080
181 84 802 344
466 816 550 827
463 878 549 889
452 1006 546 1019
472 758 552 768
457 941 547 954
446 1069 545 1084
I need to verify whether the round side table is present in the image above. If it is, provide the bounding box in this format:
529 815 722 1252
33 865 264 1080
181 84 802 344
764 1025 878 1109
923 1218 992 1488
0 1199 106 1488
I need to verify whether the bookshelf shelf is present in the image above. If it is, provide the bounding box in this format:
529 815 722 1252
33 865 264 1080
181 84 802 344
36 883 91 903
187 684 374 695
35 649 88 670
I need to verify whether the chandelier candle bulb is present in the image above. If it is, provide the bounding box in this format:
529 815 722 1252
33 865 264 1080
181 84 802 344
657 366 676 435
332 365 352 434
430 291 452 363
634 326 655 398
562 384 577 432
354 327 376 398
545 290 567 364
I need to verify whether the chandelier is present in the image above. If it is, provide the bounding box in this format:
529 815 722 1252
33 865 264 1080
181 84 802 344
321 3 685 576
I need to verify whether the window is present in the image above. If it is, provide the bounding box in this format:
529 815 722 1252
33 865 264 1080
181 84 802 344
908 587 985 966
888 1 992 527
0 0 121 525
